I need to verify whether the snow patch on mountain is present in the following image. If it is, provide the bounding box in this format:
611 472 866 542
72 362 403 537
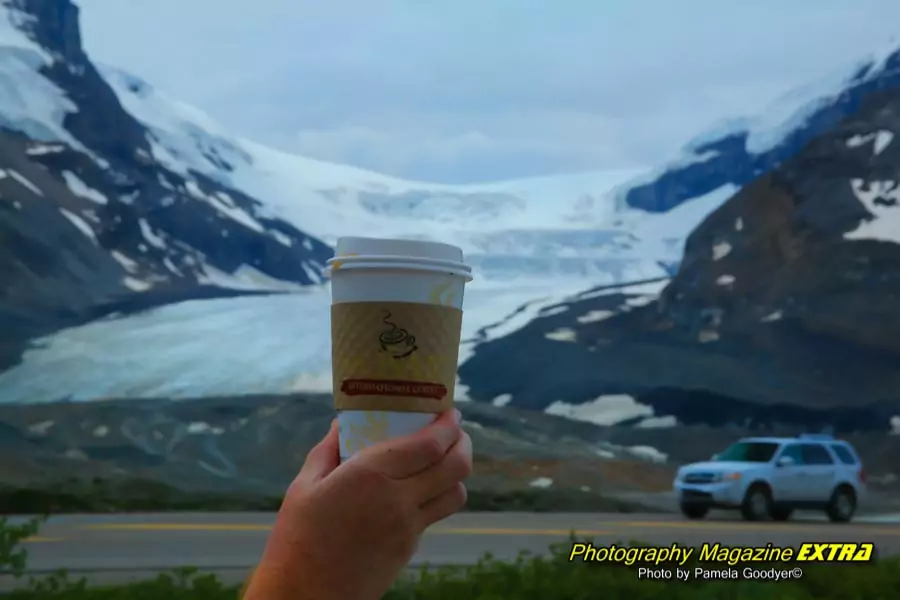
0 6 85 151
845 178 900 243
687 42 900 157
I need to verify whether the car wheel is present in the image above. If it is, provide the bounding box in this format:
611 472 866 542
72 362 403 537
680 503 709 520
826 486 856 523
770 506 793 521
740 484 772 521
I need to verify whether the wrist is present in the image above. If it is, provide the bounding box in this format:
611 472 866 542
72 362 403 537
243 537 340 600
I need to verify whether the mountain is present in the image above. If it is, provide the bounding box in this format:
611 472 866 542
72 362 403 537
0 0 714 402
1 0 899 444
0 0 333 373
624 41 900 213
459 58 900 433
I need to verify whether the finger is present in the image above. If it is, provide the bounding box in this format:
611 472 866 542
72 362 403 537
404 431 472 505
358 409 462 479
418 483 467 529
298 419 340 483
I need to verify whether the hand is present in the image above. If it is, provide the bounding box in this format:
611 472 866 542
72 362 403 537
242 409 472 600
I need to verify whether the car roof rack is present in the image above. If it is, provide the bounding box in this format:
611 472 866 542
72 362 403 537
798 433 833 440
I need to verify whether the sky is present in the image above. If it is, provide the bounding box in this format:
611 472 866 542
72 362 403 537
77 0 900 184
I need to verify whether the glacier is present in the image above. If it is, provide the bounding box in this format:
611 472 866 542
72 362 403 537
1 22 896 403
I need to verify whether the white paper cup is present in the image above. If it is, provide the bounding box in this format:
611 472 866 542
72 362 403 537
325 236 473 461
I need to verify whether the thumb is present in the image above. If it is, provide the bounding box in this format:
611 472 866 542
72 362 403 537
299 419 340 483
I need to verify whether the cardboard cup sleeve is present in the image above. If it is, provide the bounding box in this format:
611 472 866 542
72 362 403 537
331 301 463 413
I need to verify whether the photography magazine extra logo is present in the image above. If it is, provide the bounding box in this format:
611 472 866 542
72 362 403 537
567 541 875 582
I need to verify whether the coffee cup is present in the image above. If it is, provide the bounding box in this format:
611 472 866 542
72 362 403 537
324 236 473 461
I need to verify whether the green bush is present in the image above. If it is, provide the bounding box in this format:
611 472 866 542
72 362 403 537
2 521 899 599
0 516 42 579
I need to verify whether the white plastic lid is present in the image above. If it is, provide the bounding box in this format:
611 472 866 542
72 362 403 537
334 236 464 263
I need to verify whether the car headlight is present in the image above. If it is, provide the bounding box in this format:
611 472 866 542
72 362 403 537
714 472 741 482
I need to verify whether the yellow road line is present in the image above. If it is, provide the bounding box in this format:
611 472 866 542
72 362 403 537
609 521 900 535
23 536 64 543
76 521 900 537
83 524 272 532
80 523 607 536
428 528 610 536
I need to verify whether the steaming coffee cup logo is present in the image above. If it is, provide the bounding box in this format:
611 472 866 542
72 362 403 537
378 311 418 359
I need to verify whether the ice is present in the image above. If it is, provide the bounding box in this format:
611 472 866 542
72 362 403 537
196 264 308 292
110 250 138 272
848 131 895 156
545 394 654 426
8 169 41 195
875 131 895 155
26 142 65 155
529 478 553 488
760 310 783 323
685 45 900 158
544 328 577 342
716 274 736 286
712 240 732 260
0 8 86 152
0 280 600 402
62 171 107 204
576 310 614 324
58 208 96 243
0 271 653 402
844 178 900 243
491 394 512 407
122 276 151 292
97 64 674 285
138 218 166 249
628 446 668 463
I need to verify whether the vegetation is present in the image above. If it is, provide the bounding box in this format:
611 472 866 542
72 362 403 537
0 517 898 599
0 478 656 514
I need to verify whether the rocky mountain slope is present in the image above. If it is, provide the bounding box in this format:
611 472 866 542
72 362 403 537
2 395 898 500
460 69 900 433
0 0 333 372
0 394 675 497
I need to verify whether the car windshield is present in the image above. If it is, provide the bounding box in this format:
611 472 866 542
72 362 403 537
715 442 779 463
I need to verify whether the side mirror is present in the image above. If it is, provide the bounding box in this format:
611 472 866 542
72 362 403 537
776 456 794 468
711 453 719 461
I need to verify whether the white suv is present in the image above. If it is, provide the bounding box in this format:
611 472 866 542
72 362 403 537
673 434 866 522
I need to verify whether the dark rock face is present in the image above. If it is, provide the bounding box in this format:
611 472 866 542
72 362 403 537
626 48 900 213
459 80 900 433
0 0 333 372
18 0 151 162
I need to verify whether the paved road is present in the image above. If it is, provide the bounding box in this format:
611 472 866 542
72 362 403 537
6 511 900 587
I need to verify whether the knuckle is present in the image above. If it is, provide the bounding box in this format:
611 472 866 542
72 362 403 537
349 461 392 493
447 449 472 481
421 436 447 463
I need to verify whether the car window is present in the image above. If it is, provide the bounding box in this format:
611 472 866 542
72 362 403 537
830 444 858 465
778 444 805 464
715 441 780 462
800 443 834 465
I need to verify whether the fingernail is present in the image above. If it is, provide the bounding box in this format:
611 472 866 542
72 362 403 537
452 409 462 424
462 432 473 460
433 424 459 452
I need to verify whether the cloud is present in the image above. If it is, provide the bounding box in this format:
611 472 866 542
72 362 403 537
77 0 900 183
